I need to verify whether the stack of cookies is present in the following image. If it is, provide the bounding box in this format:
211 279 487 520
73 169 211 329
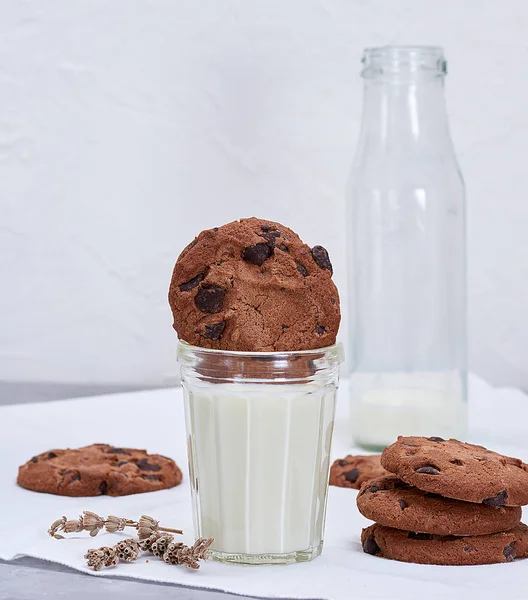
357 436 528 565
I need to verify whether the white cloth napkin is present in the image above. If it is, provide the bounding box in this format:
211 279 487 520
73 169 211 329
1 375 527 600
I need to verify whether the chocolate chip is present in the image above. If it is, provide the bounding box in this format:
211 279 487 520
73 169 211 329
69 472 81 482
141 474 160 481
30 456 38 463
213 227 219 232
428 436 444 442
483 490 508 507
99 480 108 495
136 458 161 472
404 443 417 447
408 532 431 540
368 484 381 493
464 545 473 553
416 465 440 475
450 459 464 466
338 459 348 467
117 461 129 467
316 325 325 335
330 298 336 305
195 284 226 314
242 243 273 266
261 224 271 232
344 468 360 483
398 500 407 510
311 245 333 274
363 535 380 555
203 321 226 340
106 448 132 455
276 244 289 252
282 324 289 329
47 452 57 459
503 541 516 562
296 261 309 277
179 272 204 292
259 230 281 245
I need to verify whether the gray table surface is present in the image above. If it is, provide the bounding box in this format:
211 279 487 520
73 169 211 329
0 382 261 600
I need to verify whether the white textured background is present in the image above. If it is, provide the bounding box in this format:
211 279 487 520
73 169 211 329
1 0 527 391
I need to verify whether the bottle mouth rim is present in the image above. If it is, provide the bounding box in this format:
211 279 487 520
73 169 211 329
363 45 444 58
361 46 446 78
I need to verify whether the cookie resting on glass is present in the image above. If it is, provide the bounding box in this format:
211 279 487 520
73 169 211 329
168 217 340 352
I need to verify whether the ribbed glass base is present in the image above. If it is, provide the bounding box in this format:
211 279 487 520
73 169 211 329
209 541 323 565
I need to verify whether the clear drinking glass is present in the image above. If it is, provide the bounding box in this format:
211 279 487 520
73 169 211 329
347 46 467 450
178 341 343 565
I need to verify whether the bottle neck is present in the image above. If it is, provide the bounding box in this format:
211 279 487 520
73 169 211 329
357 75 453 153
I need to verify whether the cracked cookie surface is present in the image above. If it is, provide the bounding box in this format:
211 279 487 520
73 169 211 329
169 217 340 351
381 436 528 506
17 444 182 496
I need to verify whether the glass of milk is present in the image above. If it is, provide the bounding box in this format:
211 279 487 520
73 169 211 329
178 341 343 565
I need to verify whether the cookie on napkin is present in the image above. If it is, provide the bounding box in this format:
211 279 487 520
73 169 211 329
17 444 182 497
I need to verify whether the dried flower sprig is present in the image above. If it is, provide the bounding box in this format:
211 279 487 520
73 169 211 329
49 511 212 571
48 511 183 540
85 539 139 571
85 533 214 571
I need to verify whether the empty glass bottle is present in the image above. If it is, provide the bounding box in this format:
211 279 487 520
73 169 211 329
347 46 467 450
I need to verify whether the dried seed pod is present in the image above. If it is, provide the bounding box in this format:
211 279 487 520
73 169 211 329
138 531 164 552
162 537 214 569
137 515 160 540
162 541 185 564
85 546 119 571
151 534 174 558
63 517 84 534
104 515 128 533
114 539 139 563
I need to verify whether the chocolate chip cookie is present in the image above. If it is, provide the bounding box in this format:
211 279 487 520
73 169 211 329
169 218 340 351
357 475 522 536
381 436 528 506
330 455 389 490
17 444 182 497
361 522 528 565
